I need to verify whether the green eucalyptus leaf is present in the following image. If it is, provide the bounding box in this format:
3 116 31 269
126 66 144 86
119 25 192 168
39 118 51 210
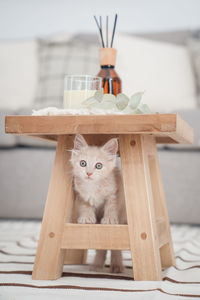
81 96 99 108
116 93 129 110
99 93 116 109
130 92 144 109
122 105 137 114
94 88 104 102
100 101 116 110
138 103 151 114
135 108 143 114
102 93 116 102
99 94 116 109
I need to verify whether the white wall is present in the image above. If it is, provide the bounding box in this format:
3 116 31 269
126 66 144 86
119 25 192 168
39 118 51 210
0 0 200 39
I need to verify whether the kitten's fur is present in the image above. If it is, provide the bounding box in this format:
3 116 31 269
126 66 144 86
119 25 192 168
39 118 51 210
70 134 127 273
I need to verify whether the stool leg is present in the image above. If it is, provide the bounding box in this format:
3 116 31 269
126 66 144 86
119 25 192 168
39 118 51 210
64 249 87 265
119 134 162 280
32 135 74 280
64 173 87 265
147 138 175 269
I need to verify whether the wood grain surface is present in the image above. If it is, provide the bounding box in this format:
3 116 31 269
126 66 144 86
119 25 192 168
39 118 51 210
5 114 193 144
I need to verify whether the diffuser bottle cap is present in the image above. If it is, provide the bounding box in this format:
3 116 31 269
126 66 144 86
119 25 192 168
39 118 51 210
99 48 116 66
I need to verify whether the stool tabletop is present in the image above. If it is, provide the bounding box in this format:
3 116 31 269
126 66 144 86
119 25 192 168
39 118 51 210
5 114 193 144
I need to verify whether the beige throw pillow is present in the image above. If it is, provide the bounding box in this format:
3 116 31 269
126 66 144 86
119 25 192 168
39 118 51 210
116 35 197 112
0 39 38 110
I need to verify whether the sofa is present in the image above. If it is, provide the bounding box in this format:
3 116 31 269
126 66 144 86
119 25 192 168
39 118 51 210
0 30 200 224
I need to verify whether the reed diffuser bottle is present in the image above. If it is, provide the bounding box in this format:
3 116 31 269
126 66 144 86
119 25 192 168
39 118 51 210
94 14 122 96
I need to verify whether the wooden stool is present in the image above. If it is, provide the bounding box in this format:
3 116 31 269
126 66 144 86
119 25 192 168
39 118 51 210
5 114 193 281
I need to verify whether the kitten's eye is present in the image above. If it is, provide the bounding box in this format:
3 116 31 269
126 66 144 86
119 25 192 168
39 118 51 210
80 160 87 167
95 162 103 169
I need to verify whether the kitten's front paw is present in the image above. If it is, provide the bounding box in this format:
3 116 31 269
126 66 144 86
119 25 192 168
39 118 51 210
110 262 124 273
101 216 118 224
78 215 96 224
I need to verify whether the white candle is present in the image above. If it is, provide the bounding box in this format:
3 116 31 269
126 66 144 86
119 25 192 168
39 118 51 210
63 75 102 109
63 90 96 109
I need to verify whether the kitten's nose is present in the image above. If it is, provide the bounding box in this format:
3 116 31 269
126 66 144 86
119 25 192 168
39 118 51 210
87 172 93 177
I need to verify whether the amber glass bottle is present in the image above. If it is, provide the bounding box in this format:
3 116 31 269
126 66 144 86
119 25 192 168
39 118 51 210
97 48 121 96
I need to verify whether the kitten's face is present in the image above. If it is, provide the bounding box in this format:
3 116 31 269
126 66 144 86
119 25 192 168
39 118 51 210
70 135 118 182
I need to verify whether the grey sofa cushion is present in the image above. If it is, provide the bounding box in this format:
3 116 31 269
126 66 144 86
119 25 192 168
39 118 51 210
158 148 200 224
0 146 199 224
0 109 17 147
0 147 54 219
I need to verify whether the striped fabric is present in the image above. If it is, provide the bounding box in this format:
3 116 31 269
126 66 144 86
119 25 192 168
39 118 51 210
0 221 200 299
34 36 99 109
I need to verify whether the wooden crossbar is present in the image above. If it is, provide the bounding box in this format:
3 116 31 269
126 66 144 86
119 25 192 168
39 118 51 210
61 220 169 251
61 224 130 250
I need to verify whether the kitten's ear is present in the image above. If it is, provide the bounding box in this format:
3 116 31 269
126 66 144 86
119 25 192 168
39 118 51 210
74 134 88 151
102 138 118 156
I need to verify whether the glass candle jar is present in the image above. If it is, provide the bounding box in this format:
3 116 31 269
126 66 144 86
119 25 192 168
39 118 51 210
63 75 102 109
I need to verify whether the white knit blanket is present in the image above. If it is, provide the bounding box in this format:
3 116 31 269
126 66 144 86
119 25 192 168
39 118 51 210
0 221 200 299
32 107 124 116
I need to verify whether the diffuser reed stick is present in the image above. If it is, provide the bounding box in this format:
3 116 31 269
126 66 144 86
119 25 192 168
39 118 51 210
110 14 118 48
94 15 105 48
94 14 118 48
106 15 108 47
